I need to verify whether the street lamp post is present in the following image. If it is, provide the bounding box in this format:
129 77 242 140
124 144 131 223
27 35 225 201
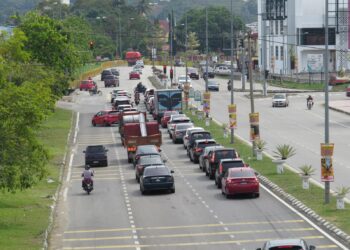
229 0 235 144
248 30 256 156
185 15 189 89
205 8 209 93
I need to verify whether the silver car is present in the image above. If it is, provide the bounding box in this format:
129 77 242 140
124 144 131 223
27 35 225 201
172 123 194 143
183 127 204 149
272 93 289 107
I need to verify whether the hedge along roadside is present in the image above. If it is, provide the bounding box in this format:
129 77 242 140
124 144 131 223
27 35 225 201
183 109 350 246
70 60 126 88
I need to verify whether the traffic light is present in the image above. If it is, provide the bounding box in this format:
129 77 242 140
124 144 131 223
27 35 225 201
163 65 167 74
89 41 94 50
239 39 244 48
170 68 173 79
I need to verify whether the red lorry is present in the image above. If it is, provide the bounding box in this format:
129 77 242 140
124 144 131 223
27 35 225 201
125 51 141 66
119 112 162 163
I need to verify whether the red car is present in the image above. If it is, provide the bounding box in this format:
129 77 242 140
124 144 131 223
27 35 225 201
221 167 259 198
129 71 140 80
79 80 95 91
160 110 179 128
92 110 120 126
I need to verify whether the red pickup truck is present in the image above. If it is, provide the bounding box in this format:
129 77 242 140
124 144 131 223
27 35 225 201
80 80 95 91
92 110 120 126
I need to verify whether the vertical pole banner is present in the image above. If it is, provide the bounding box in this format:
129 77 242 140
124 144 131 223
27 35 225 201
203 91 211 114
321 143 335 182
228 104 237 129
249 112 260 141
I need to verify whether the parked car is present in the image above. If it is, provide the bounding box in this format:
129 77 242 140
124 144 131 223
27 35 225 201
188 68 199 80
183 127 205 149
215 159 247 188
133 145 161 168
161 110 179 128
140 166 175 194
221 167 259 198
187 131 212 156
256 239 315 250
272 93 289 107
346 84 350 97
129 71 141 80
171 123 194 143
101 69 113 81
84 145 108 167
167 115 191 138
207 80 219 91
205 148 239 179
199 145 223 172
135 154 164 182
104 75 119 87
92 110 120 126
189 139 217 163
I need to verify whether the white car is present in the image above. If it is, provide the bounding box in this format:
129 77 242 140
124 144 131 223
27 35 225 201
272 93 289 107
214 66 231 75
183 127 204 149
135 60 144 68
177 75 192 90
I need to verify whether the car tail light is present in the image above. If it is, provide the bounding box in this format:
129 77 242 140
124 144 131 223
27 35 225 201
176 131 181 135
127 146 136 151
195 148 203 153
137 165 143 170
219 165 223 173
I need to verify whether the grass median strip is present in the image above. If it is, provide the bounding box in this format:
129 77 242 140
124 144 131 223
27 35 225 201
0 108 72 249
184 110 350 235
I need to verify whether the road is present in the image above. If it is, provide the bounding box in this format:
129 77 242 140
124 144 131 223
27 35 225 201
50 66 347 249
170 66 350 196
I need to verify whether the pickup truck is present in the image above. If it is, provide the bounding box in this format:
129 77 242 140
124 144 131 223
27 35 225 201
80 80 95 91
92 110 120 126
84 145 108 167
104 75 119 87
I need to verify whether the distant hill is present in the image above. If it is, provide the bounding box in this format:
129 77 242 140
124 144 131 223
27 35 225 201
0 0 40 24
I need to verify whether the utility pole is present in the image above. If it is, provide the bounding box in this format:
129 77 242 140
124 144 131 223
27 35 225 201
170 10 174 86
262 9 268 96
324 0 331 204
205 8 209 92
248 30 256 156
119 15 122 59
230 0 235 144
185 15 189 85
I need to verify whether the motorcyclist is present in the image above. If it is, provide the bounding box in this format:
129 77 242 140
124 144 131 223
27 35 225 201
81 165 94 188
306 95 314 106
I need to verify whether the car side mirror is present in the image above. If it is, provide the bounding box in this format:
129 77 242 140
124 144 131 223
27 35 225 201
83 150 86 153
170 170 174 174
309 246 316 250
163 159 167 163
158 148 162 152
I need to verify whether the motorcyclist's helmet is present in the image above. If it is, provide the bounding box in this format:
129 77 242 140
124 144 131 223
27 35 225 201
85 165 90 170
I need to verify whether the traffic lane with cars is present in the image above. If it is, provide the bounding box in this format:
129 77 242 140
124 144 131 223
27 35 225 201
154 128 342 249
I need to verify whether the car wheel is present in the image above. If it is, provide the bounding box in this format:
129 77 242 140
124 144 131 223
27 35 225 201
170 188 175 193
128 158 132 163
217 181 222 189
80 88 82 91
92 121 96 127
225 193 230 199
193 156 199 164
189 152 193 162
255 193 260 198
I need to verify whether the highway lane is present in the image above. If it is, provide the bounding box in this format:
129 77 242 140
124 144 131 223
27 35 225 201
51 65 347 249
168 66 350 195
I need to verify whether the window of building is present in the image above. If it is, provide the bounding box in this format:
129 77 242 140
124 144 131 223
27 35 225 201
275 46 279 60
270 20 274 35
275 21 278 35
300 28 336 45
280 20 284 34
270 45 274 58
280 46 284 60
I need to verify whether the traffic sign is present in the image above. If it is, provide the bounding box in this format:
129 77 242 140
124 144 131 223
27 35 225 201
194 90 202 101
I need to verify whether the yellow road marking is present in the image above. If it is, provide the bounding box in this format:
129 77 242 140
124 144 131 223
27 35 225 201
62 236 332 249
64 228 315 242
64 219 304 234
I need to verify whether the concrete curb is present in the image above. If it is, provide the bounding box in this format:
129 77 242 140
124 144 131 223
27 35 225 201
329 106 350 116
42 110 77 250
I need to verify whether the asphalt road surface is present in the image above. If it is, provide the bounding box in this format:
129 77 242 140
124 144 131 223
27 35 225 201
50 66 347 249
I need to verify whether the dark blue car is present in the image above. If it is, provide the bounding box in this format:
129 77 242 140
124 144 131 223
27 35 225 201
140 166 175 195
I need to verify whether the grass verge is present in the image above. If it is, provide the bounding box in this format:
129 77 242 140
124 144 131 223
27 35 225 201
185 110 350 235
0 108 72 250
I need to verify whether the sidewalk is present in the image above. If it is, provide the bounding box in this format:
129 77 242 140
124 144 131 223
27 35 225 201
329 100 350 115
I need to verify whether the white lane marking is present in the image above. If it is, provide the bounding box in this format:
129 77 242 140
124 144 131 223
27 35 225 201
73 112 80 145
261 184 348 249
66 153 74 182
66 112 79 183
63 187 68 202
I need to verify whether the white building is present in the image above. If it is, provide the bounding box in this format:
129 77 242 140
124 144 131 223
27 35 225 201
258 0 349 75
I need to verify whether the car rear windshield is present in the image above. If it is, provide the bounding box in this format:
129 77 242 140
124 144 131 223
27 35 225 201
191 133 211 141
139 156 163 165
176 124 193 130
229 169 255 178
198 141 217 148
105 75 115 79
86 146 104 152
144 167 169 176
222 161 244 171
173 119 190 124
215 150 236 159
137 146 158 154
269 246 303 250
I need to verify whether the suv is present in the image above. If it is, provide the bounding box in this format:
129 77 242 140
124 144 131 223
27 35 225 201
188 68 199 80
101 69 113 81
183 127 204 149
199 145 223 171
189 139 217 163
215 158 246 188
104 75 119 87
205 148 239 179
172 123 194 143
186 131 212 156
84 145 108 167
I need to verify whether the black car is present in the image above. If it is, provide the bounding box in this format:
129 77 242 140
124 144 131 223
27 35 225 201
186 131 212 156
202 66 215 79
111 68 120 76
101 69 113 81
188 68 199 80
104 75 119 87
135 154 164 182
133 145 161 167
140 165 175 194
84 145 108 167
214 158 245 188
189 139 217 163
205 148 239 179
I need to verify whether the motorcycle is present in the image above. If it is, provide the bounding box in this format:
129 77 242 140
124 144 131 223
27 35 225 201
307 100 313 110
82 178 93 194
